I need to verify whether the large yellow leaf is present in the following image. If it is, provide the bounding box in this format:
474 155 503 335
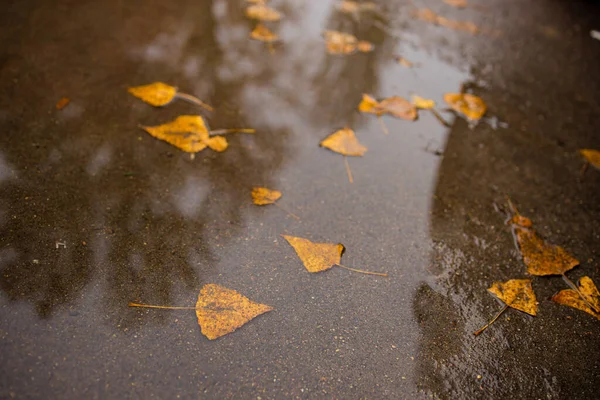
195 284 273 340
320 128 367 156
488 279 537 316
140 115 228 153
552 276 600 320
282 235 344 273
513 226 579 276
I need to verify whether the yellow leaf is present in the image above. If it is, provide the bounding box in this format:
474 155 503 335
252 187 282 205
245 4 281 21
580 149 600 169
250 24 279 43
56 97 70 110
395 56 414 68
140 115 227 154
488 279 537 316
414 8 479 35
320 128 367 156
195 284 273 340
444 93 486 120
282 235 344 273
412 95 436 110
356 41 374 53
358 94 382 115
323 30 358 55
337 0 360 13
552 276 600 320
444 0 467 8
128 82 177 107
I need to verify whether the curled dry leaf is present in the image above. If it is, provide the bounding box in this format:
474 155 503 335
128 82 213 111
444 93 486 121
359 94 417 120
552 276 600 320
56 97 70 110
245 4 281 22
196 284 273 340
140 115 228 153
412 95 436 110
250 24 279 43
474 279 537 336
323 30 373 55
580 149 600 169
252 187 282 205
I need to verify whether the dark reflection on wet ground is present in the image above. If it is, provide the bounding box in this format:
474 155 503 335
1 0 599 398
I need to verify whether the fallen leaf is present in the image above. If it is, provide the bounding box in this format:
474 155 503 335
56 97 70 110
323 30 373 55
444 93 486 120
552 276 600 320
140 115 227 153
444 0 467 8
474 279 537 336
412 95 436 110
250 23 279 43
395 56 414 68
196 284 273 340
580 149 600 169
359 94 417 120
282 235 387 276
320 128 367 156
245 4 282 21
414 9 479 34
252 187 282 205
128 82 213 111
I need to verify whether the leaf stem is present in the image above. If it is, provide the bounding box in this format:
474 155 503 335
274 202 301 220
336 264 388 277
473 304 508 336
344 156 354 183
128 302 197 310
378 116 390 135
430 109 452 127
579 162 589 182
209 128 256 135
562 273 600 313
175 92 214 112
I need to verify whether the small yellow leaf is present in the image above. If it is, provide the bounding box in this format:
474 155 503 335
552 276 600 320
358 94 417 120
195 284 273 340
414 8 479 35
580 149 600 169
250 24 279 43
128 82 177 107
444 93 486 120
357 41 374 53
412 95 436 110
320 128 367 157
323 31 373 55
444 0 467 8
358 94 382 115
245 4 281 21
488 279 537 316
282 235 344 273
56 97 70 110
141 115 224 154
396 56 414 68
252 187 282 205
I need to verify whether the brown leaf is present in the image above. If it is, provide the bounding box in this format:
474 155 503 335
444 93 486 120
320 128 367 156
282 235 344 273
56 97 70 110
196 284 273 340
552 276 600 320
358 94 417 120
250 24 279 43
245 4 282 21
580 149 600 169
252 187 282 205
140 115 228 154
488 279 537 316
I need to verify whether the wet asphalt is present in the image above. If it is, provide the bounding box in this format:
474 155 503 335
1 0 600 399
